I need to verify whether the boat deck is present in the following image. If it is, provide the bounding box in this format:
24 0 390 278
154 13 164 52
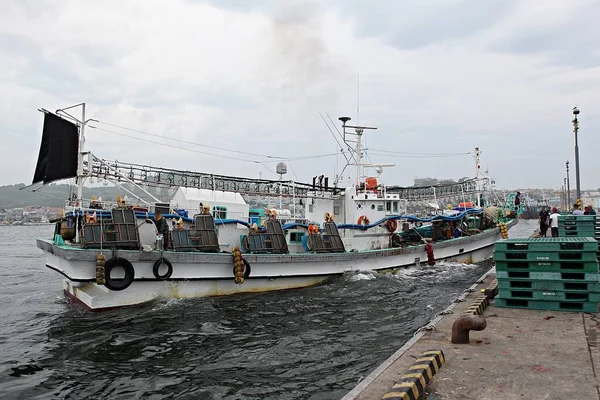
343 273 600 400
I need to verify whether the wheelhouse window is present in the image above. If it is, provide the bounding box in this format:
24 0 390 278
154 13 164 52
386 201 391 212
290 232 304 243
393 201 399 213
212 206 227 220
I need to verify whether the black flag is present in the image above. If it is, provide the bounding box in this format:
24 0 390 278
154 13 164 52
32 112 79 184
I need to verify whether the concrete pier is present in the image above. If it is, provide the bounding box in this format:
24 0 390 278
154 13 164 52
343 272 600 400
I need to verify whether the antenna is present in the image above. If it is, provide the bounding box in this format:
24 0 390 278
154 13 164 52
337 116 384 186
356 72 360 125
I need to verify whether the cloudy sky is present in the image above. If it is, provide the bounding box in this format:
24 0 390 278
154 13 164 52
1 0 599 190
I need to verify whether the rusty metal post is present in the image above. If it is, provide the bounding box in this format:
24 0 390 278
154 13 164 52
451 315 487 344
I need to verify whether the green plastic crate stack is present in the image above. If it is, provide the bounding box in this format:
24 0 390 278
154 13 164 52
494 237 600 313
558 215 598 238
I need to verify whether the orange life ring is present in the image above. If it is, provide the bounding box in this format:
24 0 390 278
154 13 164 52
358 215 370 226
308 225 319 234
386 219 398 232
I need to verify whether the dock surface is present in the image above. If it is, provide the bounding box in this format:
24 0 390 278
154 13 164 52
343 273 600 400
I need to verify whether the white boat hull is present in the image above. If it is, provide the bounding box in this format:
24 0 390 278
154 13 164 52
39 222 516 310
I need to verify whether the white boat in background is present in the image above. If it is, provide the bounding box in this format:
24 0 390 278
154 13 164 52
28 103 516 310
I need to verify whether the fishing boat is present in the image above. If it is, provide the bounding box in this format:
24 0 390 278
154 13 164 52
28 104 517 310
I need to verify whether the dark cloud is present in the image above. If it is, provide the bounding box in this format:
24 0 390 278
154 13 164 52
489 2 600 68
347 0 517 49
196 0 517 50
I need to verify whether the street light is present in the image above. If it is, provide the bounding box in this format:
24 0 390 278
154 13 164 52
563 179 567 210
572 107 581 202
566 161 571 208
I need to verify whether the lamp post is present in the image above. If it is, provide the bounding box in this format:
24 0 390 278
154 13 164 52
563 178 567 210
572 107 581 202
566 161 571 209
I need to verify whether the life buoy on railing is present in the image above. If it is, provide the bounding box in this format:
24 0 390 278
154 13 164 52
386 219 398 232
308 224 319 235
104 257 135 291
358 215 370 226
153 257 173 280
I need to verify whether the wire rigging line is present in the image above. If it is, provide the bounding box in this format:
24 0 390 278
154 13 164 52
88 125 338 165
260 153 339 163
325 111 356 160
286 160 300 181
319 112 350 164
89 125 265 163
94 120 287 160
256 162 278 177
368 148 471 157
91 121 338 165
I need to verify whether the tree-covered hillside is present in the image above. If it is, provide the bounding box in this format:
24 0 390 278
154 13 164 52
0 184 122 208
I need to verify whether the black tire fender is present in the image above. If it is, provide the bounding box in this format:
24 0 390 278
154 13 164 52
232 258 252 279
104 257 135 291
153 257 173 280
243 258 251 279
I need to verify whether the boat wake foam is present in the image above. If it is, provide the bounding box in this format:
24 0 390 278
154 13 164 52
346 271 378 282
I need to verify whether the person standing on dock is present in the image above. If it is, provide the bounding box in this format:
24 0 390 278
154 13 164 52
584 205 597 215
538 207 549 237
549 207 560 237
153 210 170 250
572 204 584 215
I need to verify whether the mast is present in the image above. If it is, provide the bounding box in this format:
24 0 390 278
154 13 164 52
355 127 363 187
474 146 481 207
77 103 86 208
56 102 91 243
338 117 382 190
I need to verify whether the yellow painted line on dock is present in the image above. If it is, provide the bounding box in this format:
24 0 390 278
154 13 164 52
380 350 445 400
463 295 490 316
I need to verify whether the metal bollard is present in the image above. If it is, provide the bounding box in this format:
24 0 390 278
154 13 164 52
451 315 487 344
